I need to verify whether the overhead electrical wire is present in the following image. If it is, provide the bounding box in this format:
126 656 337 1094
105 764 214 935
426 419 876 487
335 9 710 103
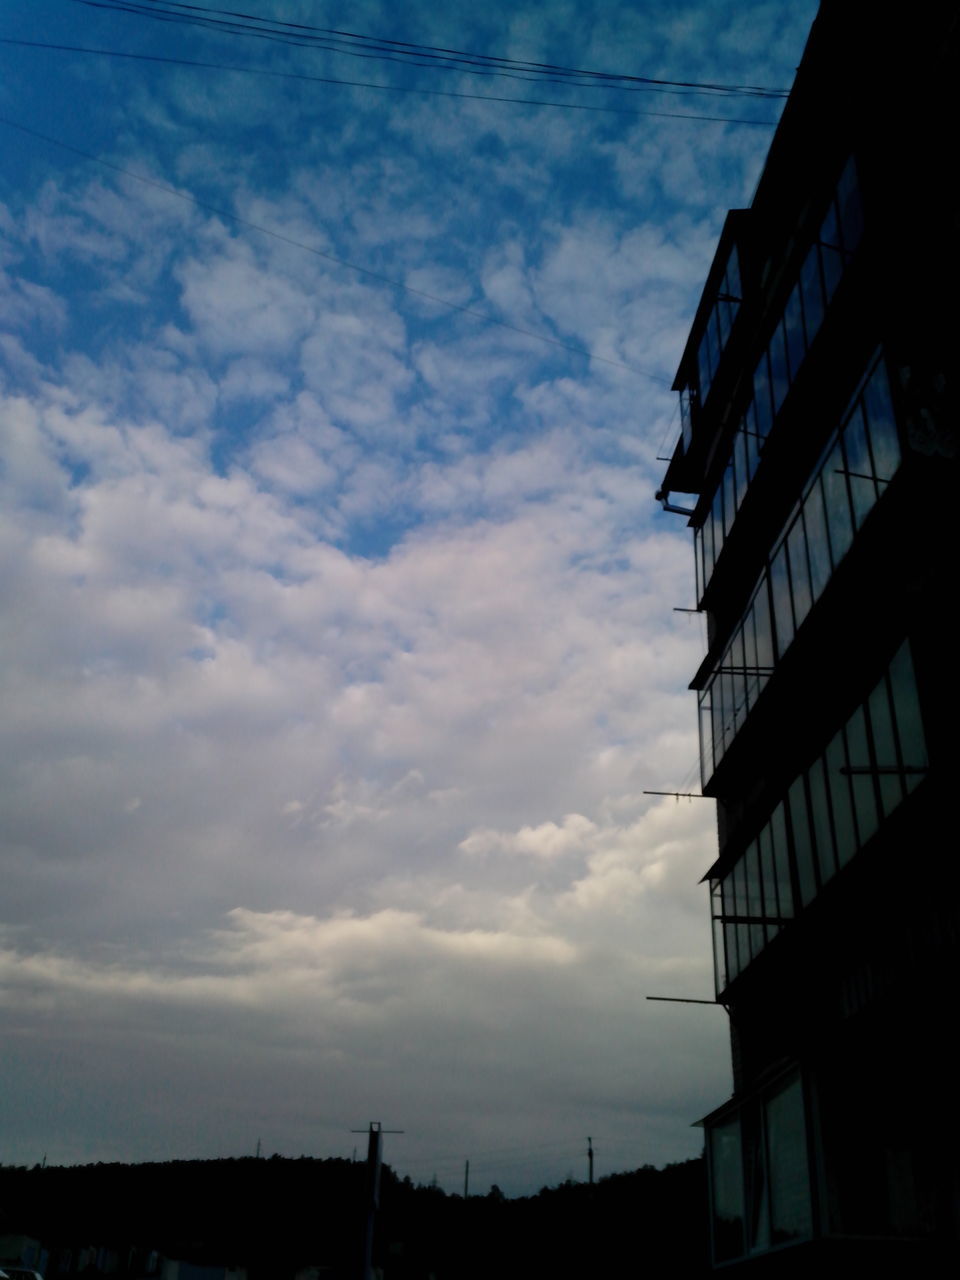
0 113 674 384
0 36 779 127
0 5 786 373
69 0 790 101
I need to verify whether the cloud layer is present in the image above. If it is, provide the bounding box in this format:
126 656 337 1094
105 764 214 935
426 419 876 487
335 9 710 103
0 0 815 1192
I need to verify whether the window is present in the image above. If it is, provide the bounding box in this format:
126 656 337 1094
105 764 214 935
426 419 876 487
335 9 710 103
707 1072 812 1264
699 354 901 782
710 640 927 993
691 158 863 596
697 244 743 404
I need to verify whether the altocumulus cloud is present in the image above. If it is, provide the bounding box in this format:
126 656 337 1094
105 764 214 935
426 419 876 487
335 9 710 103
0 0 816 1192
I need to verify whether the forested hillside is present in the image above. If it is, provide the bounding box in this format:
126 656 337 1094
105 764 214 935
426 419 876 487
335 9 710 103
0 1155 709 1279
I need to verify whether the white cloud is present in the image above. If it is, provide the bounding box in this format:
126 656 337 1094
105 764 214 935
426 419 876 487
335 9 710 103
0 0 815 1190
460 812 598 859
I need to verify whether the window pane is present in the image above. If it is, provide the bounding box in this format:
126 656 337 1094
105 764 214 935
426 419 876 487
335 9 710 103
868 676 905 816
742 400 763 480
889 641 928 789
787 517 813 632
745 842 765 953
819 204 844 300
825 729 857 869
721 669 735 755
783 284 806 381
726 244 742 305
743 609 760 710
742 860 757 962
769 322 790 415
709 492 721 574
863 359 901 484
700 697 715 785
846 708 879 847
753 579 775 674
836 155 863 254
714 478 726 549
770 804 794 917
799 244 825 345
804 477 833 600
758 825 780 936
723 873 740 983
754 352 773 438
766 1075 813 1245
712 880 727 993
745 1103 771 1253
808 755 839 885
700 310 719 400
842 404 877 528
717 293 732 349
770 545 795 657
730 629 747 734
789 776 817 908
712 690 725 772
735 428 750 511
723 459 737 537
821 440 854 564
710 1116 746 1263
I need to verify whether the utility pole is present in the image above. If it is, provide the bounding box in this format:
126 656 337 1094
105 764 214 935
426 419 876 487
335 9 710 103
464 1159 469 1199
351 1121 404 1280
587 1136 594 1186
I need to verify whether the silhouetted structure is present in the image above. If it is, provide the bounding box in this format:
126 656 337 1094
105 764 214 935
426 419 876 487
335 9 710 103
657 2 958 1273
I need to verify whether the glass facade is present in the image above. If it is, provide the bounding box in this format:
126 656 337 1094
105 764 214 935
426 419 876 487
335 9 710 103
710 641 927 995
709 1072 812 1264
699 356 900 784
694 157 863 602
697 244 742 406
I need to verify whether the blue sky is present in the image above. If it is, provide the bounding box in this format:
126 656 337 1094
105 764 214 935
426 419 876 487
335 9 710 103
0 0 817 1194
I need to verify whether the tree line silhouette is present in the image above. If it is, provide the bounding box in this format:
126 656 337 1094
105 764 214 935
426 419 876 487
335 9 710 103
0 1154 709 1279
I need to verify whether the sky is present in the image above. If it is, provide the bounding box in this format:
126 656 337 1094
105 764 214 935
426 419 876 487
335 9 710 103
0 0 818 1196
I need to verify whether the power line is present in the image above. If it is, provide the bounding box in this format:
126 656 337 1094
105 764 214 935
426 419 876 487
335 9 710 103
69 0 791 100
0 113 673 383
0 37 780 128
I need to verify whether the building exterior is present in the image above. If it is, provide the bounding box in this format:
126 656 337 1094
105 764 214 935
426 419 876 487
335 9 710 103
657 2 958 1273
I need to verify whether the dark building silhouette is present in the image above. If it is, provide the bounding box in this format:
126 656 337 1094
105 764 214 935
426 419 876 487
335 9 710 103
657 2 958 1273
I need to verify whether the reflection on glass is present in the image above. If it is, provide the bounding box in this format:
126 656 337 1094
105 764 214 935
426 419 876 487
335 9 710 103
807 756 838 885
863 361 900 481
804 479 832 599
820 199 844 300
846 706 879 846
836 154 863 251
758 826 779 936
712 880 727 992
783 284 806 380
787 519 813 629
842 405 876 527
745 1105 771 1253
821 439 854 565
789 776 817 908
889 642 928 786
693 158 864 600
826 730 857 869
711 1117 746 1262
769 322 790 415
699 352 901 783
713 641 927 994
766 1076 813 1244
770 804 793 918
799 243 824 342
868 678 903 816
770 546 794 656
